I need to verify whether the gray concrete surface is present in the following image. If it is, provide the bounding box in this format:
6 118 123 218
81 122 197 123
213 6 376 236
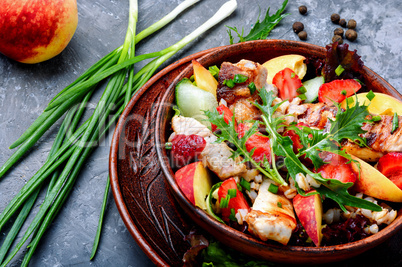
0 0 401 266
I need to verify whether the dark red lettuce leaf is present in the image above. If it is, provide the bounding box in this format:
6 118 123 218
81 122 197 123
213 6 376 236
183 229 209 266
322 42 364 83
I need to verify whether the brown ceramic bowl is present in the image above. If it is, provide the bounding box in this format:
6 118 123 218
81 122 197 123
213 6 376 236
155 40 402 264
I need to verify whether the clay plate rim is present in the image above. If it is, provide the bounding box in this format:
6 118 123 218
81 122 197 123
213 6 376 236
154 40 402 262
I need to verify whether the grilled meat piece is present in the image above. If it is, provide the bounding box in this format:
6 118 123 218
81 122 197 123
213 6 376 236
245 179 297 245
297 102 338 129
343 115 402 161
217 60 268 104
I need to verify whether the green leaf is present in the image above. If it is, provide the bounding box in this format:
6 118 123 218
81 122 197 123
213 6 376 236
329 97 369 145
226 0 289 43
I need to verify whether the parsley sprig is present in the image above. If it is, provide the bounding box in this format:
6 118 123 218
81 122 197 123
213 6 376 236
254 89 381 212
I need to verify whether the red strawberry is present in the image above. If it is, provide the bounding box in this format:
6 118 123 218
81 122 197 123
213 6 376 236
237 123 271 164
272 68 303 101
318 79 361 105
316 161 357 184
218 178 250 223
283 123 312 166
211 104 236 132
377 152 402 190
171 134 206 168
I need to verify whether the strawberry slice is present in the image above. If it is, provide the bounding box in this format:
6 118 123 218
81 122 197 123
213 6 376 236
272 68 303 101
211 104 236 132
237 123 271 164
377 152 402 190
218 178 250 223
283 123 312 166
315 152 357 184
318 79 361 105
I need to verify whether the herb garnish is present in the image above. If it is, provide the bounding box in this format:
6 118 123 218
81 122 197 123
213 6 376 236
253 89 381 212
392 113 399 134
208 65 220 80
248 82 257 94
226 0 289 44
223 74 249 88
205 109 287 185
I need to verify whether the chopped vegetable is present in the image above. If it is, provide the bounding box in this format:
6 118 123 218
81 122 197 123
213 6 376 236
248 82 257 94
268 183 279 194
302 76 324 103
223 73 249 88
226 0 289 44
175 78 218 126
392 113 399 134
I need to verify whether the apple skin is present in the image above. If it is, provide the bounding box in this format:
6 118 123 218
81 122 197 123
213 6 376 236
0 0 78 64
175 161 212 210
351 155 402 202
293 192 323 246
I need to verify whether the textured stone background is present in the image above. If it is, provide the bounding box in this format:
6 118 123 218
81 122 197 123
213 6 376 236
0 0 401 266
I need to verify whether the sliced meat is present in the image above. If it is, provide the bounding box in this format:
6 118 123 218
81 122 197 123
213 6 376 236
170 115 211 139
228 96 262 122
245 179 297 245
343 115 402 161
200 142 247 180
217 60 268 104
297 102 338 129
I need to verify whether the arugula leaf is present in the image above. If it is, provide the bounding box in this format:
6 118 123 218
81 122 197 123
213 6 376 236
254 89 381 212
226 0 290 44
204 108 287 185
329 98 369 145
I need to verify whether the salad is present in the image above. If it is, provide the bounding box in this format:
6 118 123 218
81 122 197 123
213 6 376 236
166 42 402 247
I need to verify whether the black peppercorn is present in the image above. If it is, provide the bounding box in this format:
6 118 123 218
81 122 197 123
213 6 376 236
334 27 344 37
345 29 358 41
348 19 357 29
339 18 347 27
298 31 307 40
332 35 343 44
331 13 340 24
293 22 304 33
299 5 307 15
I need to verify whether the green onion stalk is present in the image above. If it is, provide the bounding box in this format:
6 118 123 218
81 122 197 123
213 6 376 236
0 0 237 266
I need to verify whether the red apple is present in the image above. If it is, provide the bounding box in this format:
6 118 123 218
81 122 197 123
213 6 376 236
0 0 78 63
293 192 323 246
175 162 212 210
